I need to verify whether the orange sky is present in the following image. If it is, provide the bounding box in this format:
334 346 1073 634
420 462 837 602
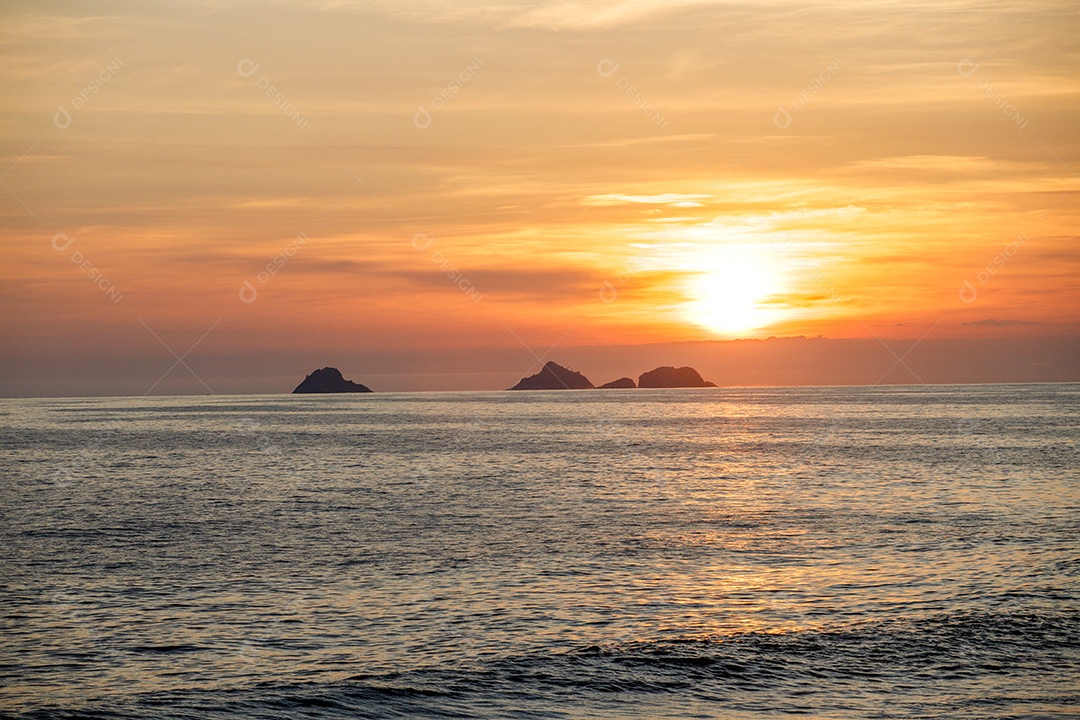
1 0 1078 394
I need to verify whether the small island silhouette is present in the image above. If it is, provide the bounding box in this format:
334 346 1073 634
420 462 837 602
508 361 594 390
293 362 716 393
507 362 716 390
293 367 373 393
637 366 717 388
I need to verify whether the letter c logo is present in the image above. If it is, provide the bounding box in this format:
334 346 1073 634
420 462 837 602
956 58 980 78
411 233 434 251
773 105 792 130
239 280 258 304
53 105 72 129
596 59 620 78
237 59 260 78
959 279 978 304
413 106 432 130
51 232 75 252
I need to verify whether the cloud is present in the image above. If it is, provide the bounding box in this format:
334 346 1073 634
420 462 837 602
583 193 712 207
845 156 1002 172
311 0 720 30
962 319 1040 326
390 265 603 298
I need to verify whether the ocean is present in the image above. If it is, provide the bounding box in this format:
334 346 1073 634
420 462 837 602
1 384 1077 719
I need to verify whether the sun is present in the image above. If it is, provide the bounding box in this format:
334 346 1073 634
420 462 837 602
682 250 787 336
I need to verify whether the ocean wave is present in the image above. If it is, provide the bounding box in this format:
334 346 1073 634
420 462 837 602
10 610 1078 720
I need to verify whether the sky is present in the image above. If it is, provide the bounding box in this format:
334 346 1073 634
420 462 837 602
1 0 1078 395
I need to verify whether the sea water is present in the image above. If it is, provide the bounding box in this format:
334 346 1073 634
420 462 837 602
1 384 1077 718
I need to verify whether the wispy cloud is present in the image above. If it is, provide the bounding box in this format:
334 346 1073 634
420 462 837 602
962 319 1040 326
583 193 712 207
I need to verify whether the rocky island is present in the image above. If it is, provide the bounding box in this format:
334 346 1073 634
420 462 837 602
293 367 373 393
637 366 717 388
509 361 594 390
597 377 636 389
508 362 716 390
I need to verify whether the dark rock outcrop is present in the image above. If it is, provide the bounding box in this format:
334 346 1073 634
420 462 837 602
293 367 373 393
598 377 636 389
509 361 594 390
638 366 716 388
